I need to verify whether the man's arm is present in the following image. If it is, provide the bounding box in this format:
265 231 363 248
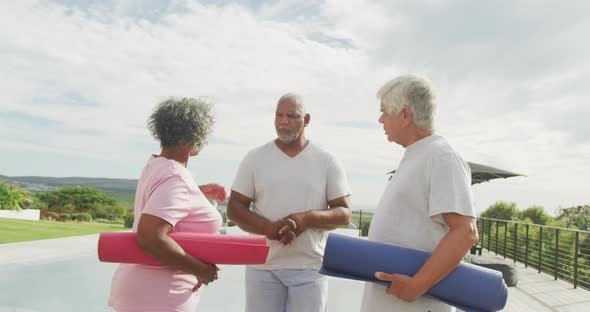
226 190 293 242
226 191 266 235
375 212 479 301
284 195 352 236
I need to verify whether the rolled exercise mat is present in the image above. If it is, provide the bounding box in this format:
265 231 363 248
98 232 269 265
319 233 508 312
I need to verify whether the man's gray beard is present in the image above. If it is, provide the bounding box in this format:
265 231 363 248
276 130 297 143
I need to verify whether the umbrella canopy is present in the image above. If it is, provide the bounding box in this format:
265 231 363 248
388 161 523 185
467 162 523 185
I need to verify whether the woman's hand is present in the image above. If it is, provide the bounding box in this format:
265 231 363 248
193 263 220 291
199 184 227 203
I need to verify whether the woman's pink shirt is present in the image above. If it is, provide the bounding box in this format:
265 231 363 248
109 155 222 312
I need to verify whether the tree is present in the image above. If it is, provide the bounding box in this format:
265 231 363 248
519 205 553 225
0 180 31 211
481 201 519 220
556 205 590 230
124 213 134 228
35 186 125 220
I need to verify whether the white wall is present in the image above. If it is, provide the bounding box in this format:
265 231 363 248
0 209 40 221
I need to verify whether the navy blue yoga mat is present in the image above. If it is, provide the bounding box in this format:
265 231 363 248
319 233 508 312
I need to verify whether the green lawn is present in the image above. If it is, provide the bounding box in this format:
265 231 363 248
0 218 126 244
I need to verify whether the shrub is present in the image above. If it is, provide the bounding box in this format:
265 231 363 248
35 186 117 212
34 186 125 220
94 204 127 220
360 220 371 237
58 213 72 220
71 212 92 222
31 197 48 210
40 210 60 221
0 180 31 211
124 214 134 228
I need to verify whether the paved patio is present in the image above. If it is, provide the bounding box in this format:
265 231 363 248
1 228 589 311
488 255 590 312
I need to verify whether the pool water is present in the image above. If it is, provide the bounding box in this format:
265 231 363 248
0 231 364 312
0 255 118 312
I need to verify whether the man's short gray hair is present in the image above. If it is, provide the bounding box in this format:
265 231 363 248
377 75 436 130
148 97 215 150
277 93 306 115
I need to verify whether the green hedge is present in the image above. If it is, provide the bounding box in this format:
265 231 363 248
360 220 371 237
71 212 92 222
124 214 134 228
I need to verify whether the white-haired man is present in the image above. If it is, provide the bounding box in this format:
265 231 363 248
228 93 352 312
360 75 479 312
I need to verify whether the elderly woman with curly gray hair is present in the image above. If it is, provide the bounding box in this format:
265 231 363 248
108 97 226 312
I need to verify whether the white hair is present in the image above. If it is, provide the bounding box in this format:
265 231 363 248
277 93 306 115
377 75 436 130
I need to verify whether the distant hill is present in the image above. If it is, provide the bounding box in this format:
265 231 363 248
0 174 138 192
0 175 230 210
0 174 139 208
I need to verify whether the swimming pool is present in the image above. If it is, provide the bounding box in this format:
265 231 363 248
0 251 253 312
0 255 117 312
0 231 364 312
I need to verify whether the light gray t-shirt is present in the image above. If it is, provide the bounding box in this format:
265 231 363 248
232 140 351 270
361 134 475 312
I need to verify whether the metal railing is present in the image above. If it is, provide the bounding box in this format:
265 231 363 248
477 217 590 290
351 212 590 290
351 209 374 236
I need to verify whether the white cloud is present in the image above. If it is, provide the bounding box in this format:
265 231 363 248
1 0 589 213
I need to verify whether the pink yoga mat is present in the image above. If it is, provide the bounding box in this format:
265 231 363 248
98 232 269 265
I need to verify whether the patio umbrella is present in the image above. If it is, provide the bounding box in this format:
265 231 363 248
388 161 523 185
467 162 524 185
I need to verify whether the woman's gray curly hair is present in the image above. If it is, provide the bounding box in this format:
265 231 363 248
148 97 215 150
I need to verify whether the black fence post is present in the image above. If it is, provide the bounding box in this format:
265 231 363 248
538 227 543 273
525 224 529 268
469 219 588 289
480 219 486 249
495 221 499 255
554 228 559 280
488 220 492 250
358 210 363 237
574 231 579 289
514 223 518 263
503 222 508 259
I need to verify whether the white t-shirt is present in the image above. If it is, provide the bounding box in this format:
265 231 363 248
232 140 351 270
361 134 475 312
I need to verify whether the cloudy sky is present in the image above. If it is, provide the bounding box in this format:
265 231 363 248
1 0 589 215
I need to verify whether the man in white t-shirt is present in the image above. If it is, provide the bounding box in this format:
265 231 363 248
360 75 479 312
227 93 352 312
